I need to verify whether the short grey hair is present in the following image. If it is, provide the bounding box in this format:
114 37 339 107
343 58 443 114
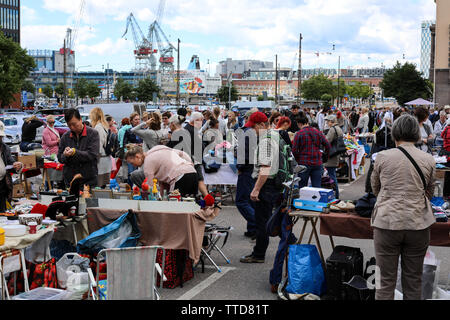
190 112 203 123
392 114 420 143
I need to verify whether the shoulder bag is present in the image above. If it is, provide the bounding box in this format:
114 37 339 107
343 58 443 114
329 127 347 158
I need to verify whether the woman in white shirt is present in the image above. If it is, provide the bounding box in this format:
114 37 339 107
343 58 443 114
89 107 112 188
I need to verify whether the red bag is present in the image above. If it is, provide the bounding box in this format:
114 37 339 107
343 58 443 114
156 249 194 289
7 258 58 295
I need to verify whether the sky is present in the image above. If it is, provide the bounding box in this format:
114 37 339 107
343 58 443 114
21 0 436 75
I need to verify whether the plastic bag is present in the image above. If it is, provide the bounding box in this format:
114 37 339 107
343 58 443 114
285 244 326 296
56 253 90 289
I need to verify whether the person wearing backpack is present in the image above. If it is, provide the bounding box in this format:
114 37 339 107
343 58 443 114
89 107 112 188
323 115 344 199
240 112 286 264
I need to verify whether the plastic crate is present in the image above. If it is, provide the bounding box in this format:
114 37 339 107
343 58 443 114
12 287 68 300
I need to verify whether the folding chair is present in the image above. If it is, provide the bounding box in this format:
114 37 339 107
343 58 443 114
87 246 166 300
0 249 30 300
197 223 233 273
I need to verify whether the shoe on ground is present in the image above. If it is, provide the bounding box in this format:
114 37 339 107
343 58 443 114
244 231 256 238
271 284 279 294
240 254 264 263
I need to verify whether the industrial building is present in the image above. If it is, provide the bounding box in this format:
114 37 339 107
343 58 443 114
0 0 20 43
430 0 450 106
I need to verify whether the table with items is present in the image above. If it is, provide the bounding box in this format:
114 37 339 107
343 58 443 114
290 210 450 266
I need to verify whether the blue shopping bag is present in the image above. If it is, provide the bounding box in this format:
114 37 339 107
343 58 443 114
77 210 141 255
285 244 326 296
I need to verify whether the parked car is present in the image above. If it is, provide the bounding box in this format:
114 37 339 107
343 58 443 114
0 117 21 144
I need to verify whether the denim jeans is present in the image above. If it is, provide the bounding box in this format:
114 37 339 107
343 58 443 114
252 182 282 259
269 212 297 285
127 163 137 187
298 165 323 189
236 171 256 234
325 166 339 199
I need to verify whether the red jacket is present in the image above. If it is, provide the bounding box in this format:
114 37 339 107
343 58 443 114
441 125 450 152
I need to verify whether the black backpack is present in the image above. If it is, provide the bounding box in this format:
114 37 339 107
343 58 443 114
104 129 119 157
325 246 364 300
267 133 296 190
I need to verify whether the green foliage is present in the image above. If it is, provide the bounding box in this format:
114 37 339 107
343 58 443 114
54 83 65 97
114 78 135 101
134 77 160 103
0 32 36 107
257 95 265 101
216 85 239 103
347 82 374 100
320 93 333 102
86 81 101 99
332 79 347 100
301 74 334 100
380 61 433 106
74 78 89 99
42 85 54 98
21 80 35 94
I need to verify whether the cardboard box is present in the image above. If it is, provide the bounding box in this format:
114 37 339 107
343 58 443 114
299 187 335 203
18 155 37 170
12 182 31 198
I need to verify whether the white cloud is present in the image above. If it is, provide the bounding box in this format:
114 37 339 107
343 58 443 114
27 0 437 71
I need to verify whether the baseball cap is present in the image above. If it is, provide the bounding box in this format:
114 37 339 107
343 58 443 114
0 121 5 137
244 111 268 128
324 115 337 122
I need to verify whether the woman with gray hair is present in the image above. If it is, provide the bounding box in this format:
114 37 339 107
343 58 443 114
371 114 436 300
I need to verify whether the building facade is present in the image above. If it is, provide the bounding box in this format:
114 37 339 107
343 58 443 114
431 0 450 106
0 0 20 43
217 58 273 78
421 20 435 79
28 49 76 74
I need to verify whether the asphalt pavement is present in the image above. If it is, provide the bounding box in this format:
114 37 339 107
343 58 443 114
161 164 450 300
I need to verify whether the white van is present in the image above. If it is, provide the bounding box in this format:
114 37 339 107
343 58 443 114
76 103 145 123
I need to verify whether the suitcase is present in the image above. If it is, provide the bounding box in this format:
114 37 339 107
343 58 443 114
325 245 364 300
156 249 194 289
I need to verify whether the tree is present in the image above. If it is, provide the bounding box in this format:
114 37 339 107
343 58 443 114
0 31 36 107
347 81 373 102
134 77 160 103
216 85 239 104
21 80 35 94
332 79 347 102
86 81 101 100
114 78 134 101
380 61 433 106
321 93 333 108
42 85 54 99
54 83 65 97
74 78 89 100
301 74 334 100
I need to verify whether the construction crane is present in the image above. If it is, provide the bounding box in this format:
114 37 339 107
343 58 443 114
148 0 178 94
60 0 87 108
123 13 157 81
